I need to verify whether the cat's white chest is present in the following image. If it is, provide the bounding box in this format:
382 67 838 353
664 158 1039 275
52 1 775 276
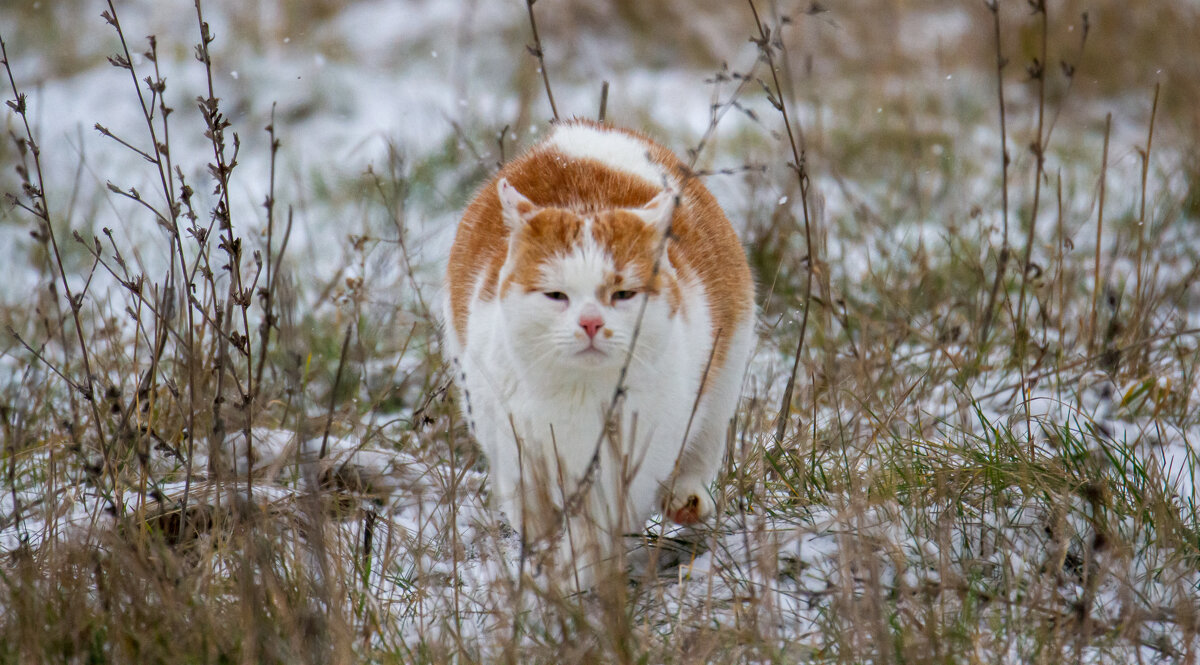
455 286 711 522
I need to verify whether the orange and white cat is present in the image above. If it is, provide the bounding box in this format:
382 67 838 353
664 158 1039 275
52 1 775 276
443 120 755 577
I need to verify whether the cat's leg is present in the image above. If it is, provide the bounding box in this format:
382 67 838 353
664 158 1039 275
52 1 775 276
510 480 609 592
661 419 722 524
662 319 755 525
457 352 536 537
553 480 634 591
657 369 731 525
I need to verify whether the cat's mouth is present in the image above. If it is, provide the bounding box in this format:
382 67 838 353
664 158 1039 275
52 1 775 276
575 345 609 361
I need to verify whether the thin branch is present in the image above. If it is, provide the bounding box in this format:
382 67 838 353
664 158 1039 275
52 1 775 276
598 80 609 123
524 0 559 121
747 0 816 445
1015 0 1049 339
1088 113 1111 355
1135 82 1160 305
1 35 115 499
319 324 355 462
7 328 90 398
978 0 1011 350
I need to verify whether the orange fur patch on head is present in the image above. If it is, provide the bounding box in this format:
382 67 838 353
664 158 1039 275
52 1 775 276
447 119 755 382
590 210 682 312
499 209 584 296
591 211 661 289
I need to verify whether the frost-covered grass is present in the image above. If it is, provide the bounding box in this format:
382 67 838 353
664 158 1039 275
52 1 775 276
2 0 1199 663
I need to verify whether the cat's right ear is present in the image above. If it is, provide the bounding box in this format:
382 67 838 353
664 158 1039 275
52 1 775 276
497 178 538 230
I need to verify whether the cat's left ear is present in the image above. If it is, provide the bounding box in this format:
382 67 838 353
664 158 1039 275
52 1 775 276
497 178 539 230
629 189 678 236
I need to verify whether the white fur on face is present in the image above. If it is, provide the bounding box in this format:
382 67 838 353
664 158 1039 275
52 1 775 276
500 232 673 373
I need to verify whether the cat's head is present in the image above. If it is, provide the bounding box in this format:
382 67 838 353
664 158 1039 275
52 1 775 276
495 178 682 370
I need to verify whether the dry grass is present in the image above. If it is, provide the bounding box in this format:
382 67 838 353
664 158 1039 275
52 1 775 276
2 0 1199 663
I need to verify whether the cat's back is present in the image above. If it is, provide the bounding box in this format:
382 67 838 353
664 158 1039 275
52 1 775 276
446 120 753 358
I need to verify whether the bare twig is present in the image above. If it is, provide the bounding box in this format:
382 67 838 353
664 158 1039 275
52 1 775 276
254 105 287 393
1015 0 1050 448
1017 4 1090 346
978 0 1011 350
1015 0 1049 341
1135 82 1160 305
1041 11 1090 149
1088 113 1112 355
99 0 208 537
193 0 258 504
524 0 559 121
1 35 116 502
598 80 609 123
319 324 355 462
6 328 90 398
747 0 816 445
688 62 761 170
368 147 431 322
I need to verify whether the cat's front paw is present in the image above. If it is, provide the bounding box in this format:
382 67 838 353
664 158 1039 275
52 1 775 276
663 483 715 525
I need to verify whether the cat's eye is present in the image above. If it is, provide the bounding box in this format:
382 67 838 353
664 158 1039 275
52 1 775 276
544 291 569 302
612 290 639 302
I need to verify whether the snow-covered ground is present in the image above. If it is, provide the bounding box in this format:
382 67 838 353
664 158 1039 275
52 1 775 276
2 0 1199 661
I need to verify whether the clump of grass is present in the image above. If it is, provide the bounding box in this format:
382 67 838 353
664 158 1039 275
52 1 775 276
0 2 400 660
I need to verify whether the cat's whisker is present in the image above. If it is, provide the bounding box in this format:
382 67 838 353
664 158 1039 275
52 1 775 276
526 345 564 369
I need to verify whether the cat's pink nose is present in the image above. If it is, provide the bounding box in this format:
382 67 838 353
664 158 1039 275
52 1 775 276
579 314 605 339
